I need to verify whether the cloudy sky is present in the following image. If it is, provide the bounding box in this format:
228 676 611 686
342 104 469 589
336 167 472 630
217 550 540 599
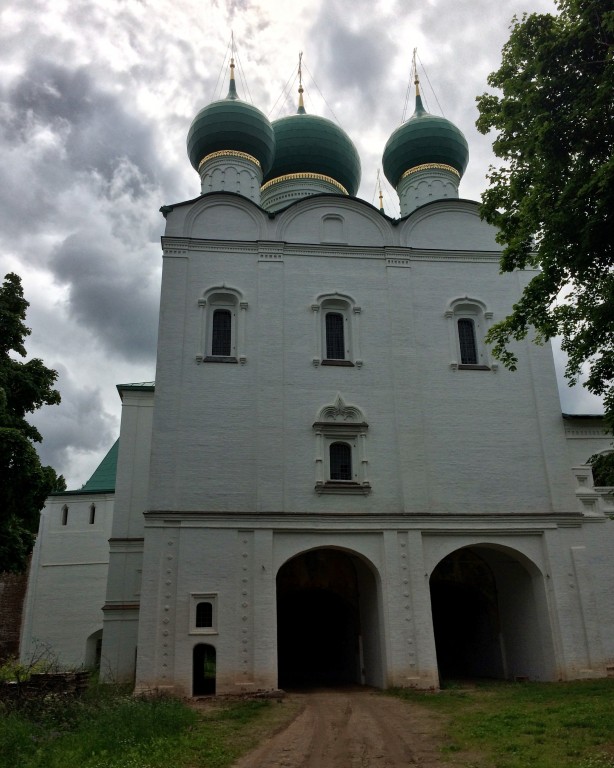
0 0 603 488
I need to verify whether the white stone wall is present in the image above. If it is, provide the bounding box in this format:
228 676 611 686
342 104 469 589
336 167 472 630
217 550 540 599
133 191 614 693
100 387 153 681
150 195 576 517
20 493 113 669
22 192 614 691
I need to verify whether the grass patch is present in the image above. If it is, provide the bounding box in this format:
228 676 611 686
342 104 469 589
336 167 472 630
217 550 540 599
389 679 614 767
0 683 300 768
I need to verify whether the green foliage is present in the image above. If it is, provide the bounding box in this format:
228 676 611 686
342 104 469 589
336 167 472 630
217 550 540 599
0 273 61 573
0 682 291 768
392 679 614 767
589 451 614 486
476 1 614 432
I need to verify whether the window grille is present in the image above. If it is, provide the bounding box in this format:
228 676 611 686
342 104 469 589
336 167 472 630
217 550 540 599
458 318 478 365
330 442 352 480
211 309 232 356
196 601 213 628
325 312 345 359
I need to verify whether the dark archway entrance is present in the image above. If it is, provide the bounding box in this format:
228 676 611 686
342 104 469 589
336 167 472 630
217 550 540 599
430 548 502 680
193 643 216 695
277 549 382 689
430 546 554 683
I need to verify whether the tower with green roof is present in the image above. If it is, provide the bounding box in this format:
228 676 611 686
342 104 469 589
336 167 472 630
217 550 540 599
186 58 275 204
382 72 469 216
260 62 361 212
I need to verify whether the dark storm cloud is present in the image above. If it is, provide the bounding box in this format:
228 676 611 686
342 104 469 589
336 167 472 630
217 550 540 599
3 58 159 186
30 364 117 481
50 231 159 362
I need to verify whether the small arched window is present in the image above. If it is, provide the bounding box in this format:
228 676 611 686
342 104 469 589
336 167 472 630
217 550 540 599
61 505 68 526
330 442 352 481
198 287 246 364
312 293 361 367
211 309 232 356
89 504 96 525
445 297 494 371
195 601 213 628
325 312 345 360
313 395 370 495
457 318 478 365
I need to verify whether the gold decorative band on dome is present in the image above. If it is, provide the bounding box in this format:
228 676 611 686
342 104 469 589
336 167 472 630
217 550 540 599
261 172 348 195
401 163 460 180
198 150 261 171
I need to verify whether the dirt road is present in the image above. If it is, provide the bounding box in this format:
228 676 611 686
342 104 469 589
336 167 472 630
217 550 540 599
233 689 448 767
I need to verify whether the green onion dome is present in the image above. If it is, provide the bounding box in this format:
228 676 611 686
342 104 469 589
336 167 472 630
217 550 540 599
382 94 469 188
187 71 275 176
262 105 361 197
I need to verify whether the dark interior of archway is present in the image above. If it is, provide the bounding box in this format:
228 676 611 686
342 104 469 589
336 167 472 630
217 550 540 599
430 548 504 681
193 643 216 696
277 550 361 689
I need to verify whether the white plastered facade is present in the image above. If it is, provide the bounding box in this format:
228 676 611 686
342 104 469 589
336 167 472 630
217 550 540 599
21 189 614 693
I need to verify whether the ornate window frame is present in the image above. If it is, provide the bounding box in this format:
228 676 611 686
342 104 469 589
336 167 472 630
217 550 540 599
313 394 371 495
311 292 362 368
196 286 248 364
445 296 497 372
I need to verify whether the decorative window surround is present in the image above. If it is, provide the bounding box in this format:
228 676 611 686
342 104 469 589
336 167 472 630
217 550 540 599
445 296 497 372
189 593 218 635
196 287 247 365
311 292 362 368
313 394 370 495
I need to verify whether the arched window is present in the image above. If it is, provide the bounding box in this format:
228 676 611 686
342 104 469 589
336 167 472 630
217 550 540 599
61 504 68 526
211 309 232 356
197 287 247 364
311 293 362 367
330 442 352 480
325 312 345 360
313 394 370 495
457 318 478 365
190 593 217 634
195 601 213 628
445 297 495 371
89 504 96 525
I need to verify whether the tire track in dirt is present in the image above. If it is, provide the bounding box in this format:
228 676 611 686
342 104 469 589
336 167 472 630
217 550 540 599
233 689 448 768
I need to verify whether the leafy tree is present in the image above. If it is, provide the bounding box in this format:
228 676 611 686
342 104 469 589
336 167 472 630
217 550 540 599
589 452 614 487
476 1 614 456
0 273 63 573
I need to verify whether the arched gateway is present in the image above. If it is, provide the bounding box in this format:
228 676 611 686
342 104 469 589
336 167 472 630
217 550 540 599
430 545 556 682
276 548 383 689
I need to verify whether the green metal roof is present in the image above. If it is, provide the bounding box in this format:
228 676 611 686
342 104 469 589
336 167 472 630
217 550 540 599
383 95 469 188
263 110 361 196
80 439 119 493
117 381 155 395
186 83 275 175
54 439 119 496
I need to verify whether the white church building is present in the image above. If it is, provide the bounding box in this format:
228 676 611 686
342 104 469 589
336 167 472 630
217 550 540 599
20 62 614 695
